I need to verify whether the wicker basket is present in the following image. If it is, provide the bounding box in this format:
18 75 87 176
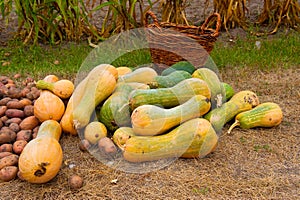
144 11 221 69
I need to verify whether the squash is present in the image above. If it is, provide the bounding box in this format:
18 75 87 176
148 70 192 88
161 61 195 76
227 102 283 133
123 118 218 162
43 75 59 83
34 91 65 122
131 95 211 136
192 68 226 109
112 127 136 150
60 77 89 135
36 79 74 99
117 67 132 76
18 120 63 184
99 82 150 133
72 64 118 129
129 78 211 110
204 90 260 134
118 67 158 84
222 82 235 101
84 121 107 144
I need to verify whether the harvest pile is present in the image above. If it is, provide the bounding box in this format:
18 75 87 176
0 62 283 185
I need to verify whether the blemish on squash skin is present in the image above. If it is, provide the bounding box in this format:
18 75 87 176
34 162 49 177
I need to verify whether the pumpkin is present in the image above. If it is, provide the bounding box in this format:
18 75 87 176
34 91 65 122
84 121 107 144
18 120 63 184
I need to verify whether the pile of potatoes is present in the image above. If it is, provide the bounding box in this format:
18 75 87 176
0 75 41 182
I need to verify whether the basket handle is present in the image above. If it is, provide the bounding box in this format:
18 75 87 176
144 11 161 28
200 13 221 37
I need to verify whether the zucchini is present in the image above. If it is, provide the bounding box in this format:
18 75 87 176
161 61 195 76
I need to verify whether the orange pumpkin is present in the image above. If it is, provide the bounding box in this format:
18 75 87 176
34 90 65 122
18 120 63 184
36 79 74 99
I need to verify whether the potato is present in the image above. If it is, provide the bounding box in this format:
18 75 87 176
69 175 83 189
23 105 34 117
0 144 13 153
9 123 20 133
0 106 7 117
21 87 31 98
6 100 24 109
19 98 32 107
98 137 117 156
0 152 12 159
0 120 3 129
78 139 91 152
0 166 18 181
0 76 9 84
32 126 39 139
19 116 39 130
5 117 22 126
5 109 25 118
0 97 11 106
7 87 23 99
0 116 8 124
0 129 16 144
16 130 32 141
13 140 27 154
0 154 18 169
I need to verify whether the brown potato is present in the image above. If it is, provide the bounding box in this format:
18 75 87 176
6 100 24 109
23 105 34 117
19 116 39 130
9 123 20 133
32 126 39 139
0 129 16 144
0 154 18 169
5 117 22 126
98 137 117 155
0 120 3 129
0 116 8 124
7 87 23 99
78 139 91 152
0 152 13 159
5 109 25 118
0 97 11 106
0 166 18 181
19 98 32 107
69 175 83 189
16 130 32 141
0 144 13 153
13 140 27 154
0 106 7 117
21 87 31 98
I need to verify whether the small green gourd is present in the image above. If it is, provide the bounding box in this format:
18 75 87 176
227 102 283 133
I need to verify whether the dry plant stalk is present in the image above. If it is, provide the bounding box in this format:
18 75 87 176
255 0 300 35
159 0 189 25
212 0 248 32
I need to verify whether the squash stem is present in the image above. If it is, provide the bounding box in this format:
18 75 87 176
36 80 54 91
227 120 240 134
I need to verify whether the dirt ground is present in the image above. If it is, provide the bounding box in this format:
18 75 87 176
0 65 299 200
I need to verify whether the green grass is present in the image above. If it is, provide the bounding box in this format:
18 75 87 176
210 31 300 70
1 31 299 80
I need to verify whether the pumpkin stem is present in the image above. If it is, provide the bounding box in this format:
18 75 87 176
227 120 240 134
34 162 49 177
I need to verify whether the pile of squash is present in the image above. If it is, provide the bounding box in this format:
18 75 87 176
66 62 283 164
0 61 283 184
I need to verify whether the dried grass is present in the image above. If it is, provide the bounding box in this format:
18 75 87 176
0 66 299 200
